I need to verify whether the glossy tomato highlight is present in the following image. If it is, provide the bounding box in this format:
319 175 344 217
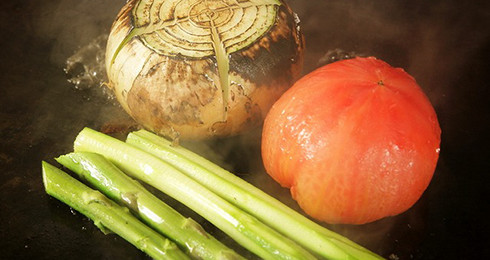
261 57 441 224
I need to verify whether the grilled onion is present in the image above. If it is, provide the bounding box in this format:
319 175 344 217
105 0 304 139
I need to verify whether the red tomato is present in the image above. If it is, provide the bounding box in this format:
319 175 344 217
261 57 441 224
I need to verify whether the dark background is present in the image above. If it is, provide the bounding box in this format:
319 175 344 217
1 0 489 259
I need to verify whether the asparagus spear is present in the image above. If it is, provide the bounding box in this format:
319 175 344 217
73 127 317 260
126 129 383 260
56 152 243 260
41 161 190 260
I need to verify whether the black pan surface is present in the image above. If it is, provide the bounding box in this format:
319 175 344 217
1 0 489 259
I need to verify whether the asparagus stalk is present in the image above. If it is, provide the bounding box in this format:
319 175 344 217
126 129 383 260
41 161 190 260
56 152 243 260
73 127 317 260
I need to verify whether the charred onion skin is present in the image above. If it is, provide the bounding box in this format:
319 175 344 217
106 0 304 139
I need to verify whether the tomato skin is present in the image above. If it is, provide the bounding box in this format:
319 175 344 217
261 57 441 224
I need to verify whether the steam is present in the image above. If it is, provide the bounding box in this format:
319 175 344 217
26 0 133 147
64 34 115 102
32 0 122 66
404 2 489 108
290 0 488 109
25 0 488 258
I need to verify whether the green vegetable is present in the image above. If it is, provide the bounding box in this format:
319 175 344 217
41 161 190 260
74 127 316 260
56 152 243 260
126 129 383 260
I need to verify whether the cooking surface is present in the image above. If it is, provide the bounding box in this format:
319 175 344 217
1 0 489 259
